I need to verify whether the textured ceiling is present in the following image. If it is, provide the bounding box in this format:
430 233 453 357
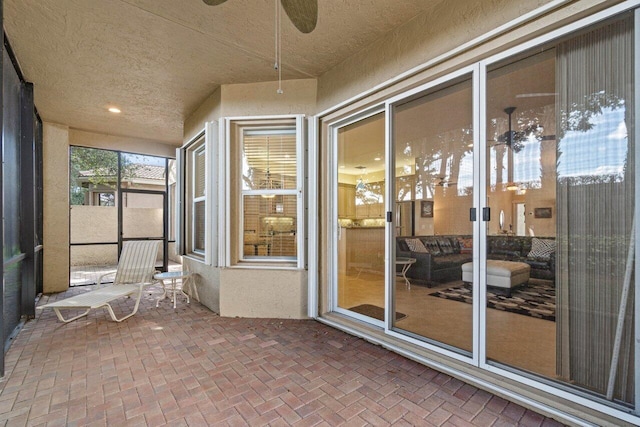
4 0 444 144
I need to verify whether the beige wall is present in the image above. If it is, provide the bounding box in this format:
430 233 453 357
316 0 555 112
220 269 307 318
69 206 165 265
70 129 177 157
183 87 221 143
70 206 118 244
221 79 317 117
43 123 71 292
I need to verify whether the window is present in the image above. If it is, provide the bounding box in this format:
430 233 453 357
184 134 207 258
94 192 115 206
227 116 304 266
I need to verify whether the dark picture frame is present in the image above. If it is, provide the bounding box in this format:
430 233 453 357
534 207 552 218
421 200 434 218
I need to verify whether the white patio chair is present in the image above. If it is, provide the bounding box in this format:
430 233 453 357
39 240 161 323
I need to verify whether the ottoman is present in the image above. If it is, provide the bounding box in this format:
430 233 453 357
461 260 531 296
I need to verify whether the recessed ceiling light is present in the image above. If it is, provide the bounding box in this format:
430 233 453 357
108 107 121 113
374 157 381 161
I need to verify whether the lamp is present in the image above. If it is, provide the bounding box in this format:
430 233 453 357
504 107 519 191
261 136 276 198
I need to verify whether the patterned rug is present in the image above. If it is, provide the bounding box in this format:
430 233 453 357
429 282 555 322
349 304 407 321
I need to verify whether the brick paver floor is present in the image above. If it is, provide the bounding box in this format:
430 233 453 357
0 284 565 426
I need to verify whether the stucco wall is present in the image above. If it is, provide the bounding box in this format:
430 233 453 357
70 206 167 265
70 128 177 157
43 123 71 293
220 269 307 318
221 79 317 117
315 0 556 112
183 87 221 143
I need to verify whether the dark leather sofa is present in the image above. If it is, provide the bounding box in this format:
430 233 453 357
396 235 555 286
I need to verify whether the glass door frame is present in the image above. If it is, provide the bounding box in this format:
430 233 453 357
384 64 482 366
329 105 387 328
118 155 170 272
118 188 168 272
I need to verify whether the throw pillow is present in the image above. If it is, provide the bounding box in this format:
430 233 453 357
405 238 429 253
527 238 555 260
437 237 454 254
422 238 441 256
457 237 473 254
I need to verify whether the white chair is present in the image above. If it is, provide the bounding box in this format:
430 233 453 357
39 241 161 323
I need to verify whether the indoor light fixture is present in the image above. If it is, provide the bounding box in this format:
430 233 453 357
506 182 519 191
261 136 276 198
108 107 121 113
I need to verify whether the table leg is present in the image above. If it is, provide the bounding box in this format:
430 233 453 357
156 279 168 307
172 278 177 309
401 264 412 290
179 278 190 304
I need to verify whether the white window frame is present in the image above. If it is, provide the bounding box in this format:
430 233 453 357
191 144 206 257
177 122 217 265
224 115 305 269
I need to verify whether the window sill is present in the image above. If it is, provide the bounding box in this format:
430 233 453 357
230 261 300 271
184 254 206 264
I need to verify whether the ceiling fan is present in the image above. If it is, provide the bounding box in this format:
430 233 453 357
435 176 456 187
492 107 555 153
202 0 318 34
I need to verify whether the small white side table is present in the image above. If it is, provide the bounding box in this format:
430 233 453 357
154 271 196 309
395 257 417 290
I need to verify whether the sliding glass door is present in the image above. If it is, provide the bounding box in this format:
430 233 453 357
333 111 386 324
323 5 638 421
388 71 476 356
484 48 558 377
483 13 635 405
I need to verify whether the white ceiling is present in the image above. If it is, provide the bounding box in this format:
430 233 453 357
4 0 445 144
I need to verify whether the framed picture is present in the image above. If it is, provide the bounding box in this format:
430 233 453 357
421 200 434 218
534 207 552 218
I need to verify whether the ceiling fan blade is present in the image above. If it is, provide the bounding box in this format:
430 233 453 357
202 0 228 5
280 0 318 33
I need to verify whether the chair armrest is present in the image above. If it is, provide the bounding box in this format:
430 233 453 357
96 271 116 286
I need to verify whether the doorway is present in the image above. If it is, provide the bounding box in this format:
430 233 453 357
332 111 386 325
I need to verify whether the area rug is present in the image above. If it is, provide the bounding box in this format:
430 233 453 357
348 304 407 321
429 282 555 322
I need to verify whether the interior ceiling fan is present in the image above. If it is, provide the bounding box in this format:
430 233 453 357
435 176 456 187
492 106 555 153
202 0 318 33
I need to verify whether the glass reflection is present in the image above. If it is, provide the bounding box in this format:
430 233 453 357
392 78 474 354
485 14 634 405
336 113 386 321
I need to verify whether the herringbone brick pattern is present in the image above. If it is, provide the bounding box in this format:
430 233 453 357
0 284 565 426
